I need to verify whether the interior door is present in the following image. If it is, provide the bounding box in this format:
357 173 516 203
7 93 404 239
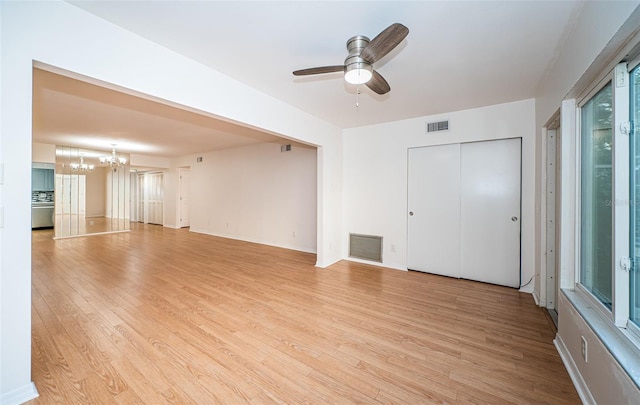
407 144 461 278
459 138 521 287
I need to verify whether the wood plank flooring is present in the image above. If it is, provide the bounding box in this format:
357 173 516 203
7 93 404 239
54 215 130 238
28 224 580 404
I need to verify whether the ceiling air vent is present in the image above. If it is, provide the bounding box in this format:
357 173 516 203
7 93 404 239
426 120 449 133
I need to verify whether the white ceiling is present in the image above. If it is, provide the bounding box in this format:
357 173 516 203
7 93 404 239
32 68 291 158
34 1 584 158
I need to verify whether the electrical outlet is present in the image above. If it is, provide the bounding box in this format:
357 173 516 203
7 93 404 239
391 244 396 252
581 336 588 362
292 231 296 238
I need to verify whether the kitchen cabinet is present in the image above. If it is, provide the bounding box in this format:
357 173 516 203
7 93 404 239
32 168 54 191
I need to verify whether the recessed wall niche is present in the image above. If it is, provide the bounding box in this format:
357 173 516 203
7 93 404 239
54 145 131 238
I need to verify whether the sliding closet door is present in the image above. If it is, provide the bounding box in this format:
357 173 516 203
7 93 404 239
407 138 521 288
459 138 521 287
407 144 461 278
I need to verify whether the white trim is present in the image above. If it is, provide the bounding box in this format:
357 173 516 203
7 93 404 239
539 126 549 307
577 75 612 107
613 62 630 326
559 99 578 289
188 228 317 255
630 55 640 71
345 256 407 272
0 382 39 405
574 102 582 288
554 334 596 405
519 284 534 294
177 167 190 229
626 321 640 348
532 290 540 305
576 283 613 321
545 127 558 309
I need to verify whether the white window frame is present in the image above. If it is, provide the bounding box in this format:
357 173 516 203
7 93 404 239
575 68 629 323
563 62 640 388
613 63 630 327
627 57 640 335
576 62 631 328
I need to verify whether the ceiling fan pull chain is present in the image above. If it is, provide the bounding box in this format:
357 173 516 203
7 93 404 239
356 87 361 108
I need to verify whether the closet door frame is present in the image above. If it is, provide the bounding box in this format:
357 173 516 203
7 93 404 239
407 137 522 288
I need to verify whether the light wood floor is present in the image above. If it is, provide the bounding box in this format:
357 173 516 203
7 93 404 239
54 215 130 238
29 224 580 404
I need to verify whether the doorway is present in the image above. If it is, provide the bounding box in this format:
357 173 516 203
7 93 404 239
136 172 164 225
407 138 522 287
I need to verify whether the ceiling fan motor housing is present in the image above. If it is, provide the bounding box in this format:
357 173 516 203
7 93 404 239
344 35 373 84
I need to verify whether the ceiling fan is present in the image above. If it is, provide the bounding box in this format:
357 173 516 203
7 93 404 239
292 23 409 95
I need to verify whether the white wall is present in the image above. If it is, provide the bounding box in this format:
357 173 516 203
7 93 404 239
32 142 55 163
130 153 170 169
343 99 536 286
187 143 317 253
535 2 640 130
556 292 640 403
0 1 342 402
532 2 640 403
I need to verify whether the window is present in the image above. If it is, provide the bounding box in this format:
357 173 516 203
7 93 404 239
630 65 640 326
580 83 614 309
577 63 630 327
576 61 640 329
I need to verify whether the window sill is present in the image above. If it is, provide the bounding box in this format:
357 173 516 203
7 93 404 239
563 288 640 389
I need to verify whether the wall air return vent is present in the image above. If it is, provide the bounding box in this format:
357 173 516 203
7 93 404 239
426 120 449 133
349 233 383 263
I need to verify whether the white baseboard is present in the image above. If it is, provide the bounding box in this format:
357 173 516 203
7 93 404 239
554 334 596 405
188 228 317 254
519 283 534 294
532 290 540 305
344 257 407 272
1 382 39 405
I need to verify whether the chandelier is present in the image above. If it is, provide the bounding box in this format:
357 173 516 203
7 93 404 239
100 144 127 167
70 154 95 172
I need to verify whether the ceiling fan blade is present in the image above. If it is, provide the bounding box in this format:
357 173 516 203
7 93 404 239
366 70 390 95
360 23 409 64
293 65 345 76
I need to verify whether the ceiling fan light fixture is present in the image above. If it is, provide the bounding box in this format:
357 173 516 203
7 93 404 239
292 23 408 94
344 63 373 85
